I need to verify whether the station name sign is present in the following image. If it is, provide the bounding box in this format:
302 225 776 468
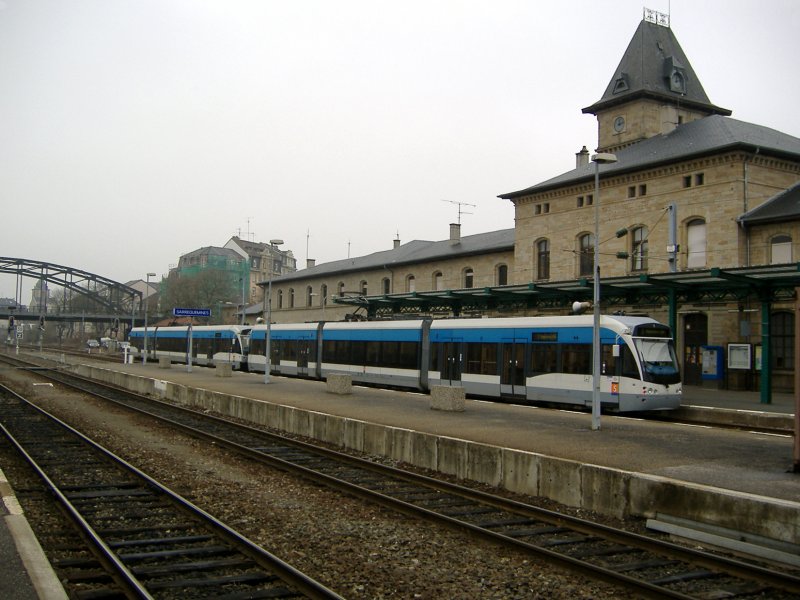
172 307 211 318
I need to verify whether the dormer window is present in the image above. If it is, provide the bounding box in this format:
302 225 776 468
612 72 629 95
664 56 687 94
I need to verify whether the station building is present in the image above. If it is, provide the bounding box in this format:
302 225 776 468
263 12 800 394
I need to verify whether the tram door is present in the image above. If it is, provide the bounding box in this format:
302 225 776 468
441 340 463 384
296 340 312 376
500 340 526 397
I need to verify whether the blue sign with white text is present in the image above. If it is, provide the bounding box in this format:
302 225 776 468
173 307 211 317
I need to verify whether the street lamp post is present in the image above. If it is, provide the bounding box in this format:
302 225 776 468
264 239 284 384
241 271 247 326
591 152 617 431
142 272 156 365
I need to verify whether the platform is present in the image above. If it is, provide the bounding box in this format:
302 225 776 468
0 468 67 600
2 353 799 597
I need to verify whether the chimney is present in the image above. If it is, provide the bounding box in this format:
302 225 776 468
306 258 316 268
393 237 400 249
576 145 590 168
449 223 461 245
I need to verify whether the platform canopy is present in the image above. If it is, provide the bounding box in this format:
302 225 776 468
332 264 800 318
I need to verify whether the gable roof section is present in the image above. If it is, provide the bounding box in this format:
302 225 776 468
269 228 515 284
499 116 800 200
582 19 730 116
227 236 267 258
738 181 800 226
180 246 242 261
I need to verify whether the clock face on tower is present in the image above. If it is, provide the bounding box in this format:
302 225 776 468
613 116 625 133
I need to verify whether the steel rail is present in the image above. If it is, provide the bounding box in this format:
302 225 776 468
0 383 343 600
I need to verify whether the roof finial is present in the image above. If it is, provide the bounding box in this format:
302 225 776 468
643 7 669 28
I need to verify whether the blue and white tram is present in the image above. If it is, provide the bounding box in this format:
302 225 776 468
319 320 429 389
129 325 249 369
428 315 681 411
248 323 322 377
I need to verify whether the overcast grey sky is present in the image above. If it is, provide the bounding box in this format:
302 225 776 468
2 0 799 300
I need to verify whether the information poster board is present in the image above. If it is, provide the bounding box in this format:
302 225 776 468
727 343 752 370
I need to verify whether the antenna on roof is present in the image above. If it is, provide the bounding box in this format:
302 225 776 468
441 199 476 225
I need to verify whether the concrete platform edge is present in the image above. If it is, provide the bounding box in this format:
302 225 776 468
73 363 800 546
1 468 69 600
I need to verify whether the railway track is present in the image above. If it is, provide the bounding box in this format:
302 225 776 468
0 382 342 599
5 354 800 599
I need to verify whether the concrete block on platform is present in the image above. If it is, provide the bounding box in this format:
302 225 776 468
326 373 352 395
158 356 171 369
216 363 233 377
430 385 465 411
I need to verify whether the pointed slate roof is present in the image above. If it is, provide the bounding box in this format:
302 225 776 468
582 18 730 116
738 181 800 226
499 115 800 199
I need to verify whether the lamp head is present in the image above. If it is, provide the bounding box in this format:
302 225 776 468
572 301 592 314
591 152 618 164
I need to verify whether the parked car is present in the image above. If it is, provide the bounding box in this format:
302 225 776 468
86 339 100 349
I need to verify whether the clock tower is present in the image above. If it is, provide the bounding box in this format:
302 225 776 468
582 10 731 154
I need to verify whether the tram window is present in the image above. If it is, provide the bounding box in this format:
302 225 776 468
397 342 418 369
561 344 591 374
430 343 441 371
365 341 380 367
531 344 557 374
601 344 616 375
621 344 639 378
465 343 497 375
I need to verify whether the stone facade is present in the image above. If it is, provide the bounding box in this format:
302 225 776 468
513 153 800 284
268 247 514 323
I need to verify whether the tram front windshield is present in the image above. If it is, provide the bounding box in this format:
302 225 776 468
633 337 681 384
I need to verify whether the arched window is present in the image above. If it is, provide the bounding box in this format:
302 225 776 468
406 275 416 292
433 271 444 290
289 288 295 308
306 286 313 306
360 280 368 295
382 277 391 294
337 281 345 297
320 284 328 305
631 226 648 271
771 235 792 264
771 311 794 369
579 233 594 277
496 264 508 286
536 239 550 280
463 268 474 289
686 218 706 269
277 289 283 309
